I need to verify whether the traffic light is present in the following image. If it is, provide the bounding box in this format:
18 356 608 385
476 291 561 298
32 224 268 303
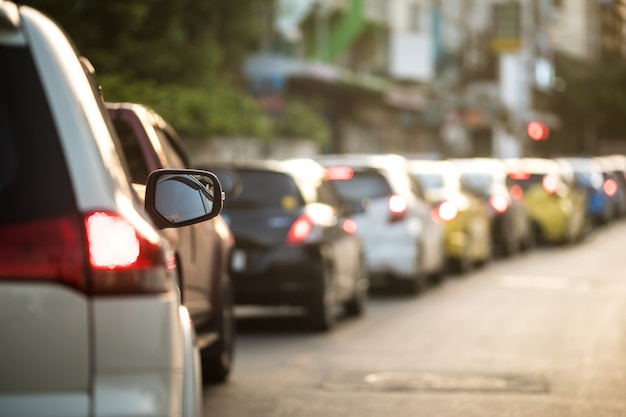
527 121 550 141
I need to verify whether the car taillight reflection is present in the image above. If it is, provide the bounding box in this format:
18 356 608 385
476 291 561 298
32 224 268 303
388 194 407 222
603 178 618 197
542 174 558 194
433 201 458 222
489 194 509 214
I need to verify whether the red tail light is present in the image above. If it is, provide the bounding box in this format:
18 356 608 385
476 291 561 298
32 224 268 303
432 201 458 222
489 195 509 214
0 212 172 295
287 215 315 245
388 194 408 222
510 185 524 200
542 174 558 194
508 172 530 181
0 216 86 291
603 178 618 197
342 218 358 234
325 166 354 180
86 211 171 295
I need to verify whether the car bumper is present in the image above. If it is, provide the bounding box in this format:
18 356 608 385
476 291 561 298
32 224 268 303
230 245 324 306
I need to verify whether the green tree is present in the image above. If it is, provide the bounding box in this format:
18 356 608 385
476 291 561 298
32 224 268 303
275 100 330 146
552 53 626 154
22 0 276 139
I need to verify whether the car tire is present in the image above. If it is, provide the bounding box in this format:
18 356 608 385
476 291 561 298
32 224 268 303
307 262 337 331
201 278 236 385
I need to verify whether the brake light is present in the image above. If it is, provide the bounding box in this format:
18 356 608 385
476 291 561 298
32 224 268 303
342 218 358 234
86 211 170 295
542 174 558 194
489 195 509 214
87 212 140 268
433 201 458 222
0 216 86 291
325 166 354 180
510 185 524 200
0 212 172 295
508 172 530 181
603 178 618 197
287 215 315 245
388 194 407 222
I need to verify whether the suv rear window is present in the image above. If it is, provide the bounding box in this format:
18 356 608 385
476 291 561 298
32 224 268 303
328 171 392 203
228 169 305 210
0 46 75 224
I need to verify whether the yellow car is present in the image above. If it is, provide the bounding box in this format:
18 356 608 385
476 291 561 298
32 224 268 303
408 160 492 274
504 158 588 244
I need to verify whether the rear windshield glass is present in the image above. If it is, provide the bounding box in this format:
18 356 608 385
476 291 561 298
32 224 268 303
413 173 444 189
459 172 493 192
0 46 75 224
227 169 305 210
328 171 392 202
507 173 545 190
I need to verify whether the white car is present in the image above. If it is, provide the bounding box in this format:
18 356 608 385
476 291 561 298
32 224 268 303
315 154 446 293
0 3 219 416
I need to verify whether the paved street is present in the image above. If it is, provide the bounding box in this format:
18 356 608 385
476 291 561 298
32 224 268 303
204 220 626 417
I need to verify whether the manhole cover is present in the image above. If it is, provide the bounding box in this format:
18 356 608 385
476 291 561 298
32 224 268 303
322 371 549 393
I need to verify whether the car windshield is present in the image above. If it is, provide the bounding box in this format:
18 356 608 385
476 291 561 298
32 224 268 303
328 171 392 203
226 169 305 210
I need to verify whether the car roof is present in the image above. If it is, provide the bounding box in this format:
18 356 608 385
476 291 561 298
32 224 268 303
314 153 409 170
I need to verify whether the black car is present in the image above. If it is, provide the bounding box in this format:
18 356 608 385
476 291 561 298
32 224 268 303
200 159 368 331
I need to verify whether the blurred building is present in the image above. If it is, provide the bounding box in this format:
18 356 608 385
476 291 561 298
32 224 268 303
545 0 626 155
244 0 563 158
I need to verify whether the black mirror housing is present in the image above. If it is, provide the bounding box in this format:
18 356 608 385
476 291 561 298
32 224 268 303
145 169 224 229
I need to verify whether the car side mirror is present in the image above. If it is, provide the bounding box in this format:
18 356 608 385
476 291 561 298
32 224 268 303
145 169 224 229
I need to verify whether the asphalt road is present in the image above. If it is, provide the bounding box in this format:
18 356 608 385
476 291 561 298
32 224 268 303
204 219 626 417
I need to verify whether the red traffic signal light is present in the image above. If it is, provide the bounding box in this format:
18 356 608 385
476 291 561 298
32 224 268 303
527 121 550 141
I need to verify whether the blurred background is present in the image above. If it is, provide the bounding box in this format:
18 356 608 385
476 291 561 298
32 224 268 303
23 0 626 162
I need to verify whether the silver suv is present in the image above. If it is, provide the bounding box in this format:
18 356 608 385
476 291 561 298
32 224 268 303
0 2 222 416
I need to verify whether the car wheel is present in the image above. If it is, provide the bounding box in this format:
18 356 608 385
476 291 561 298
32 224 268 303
307 262 337 331
344 256 368 317
201 278 235 385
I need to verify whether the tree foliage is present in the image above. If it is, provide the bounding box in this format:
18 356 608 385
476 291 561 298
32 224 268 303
21 0 323 141
552 53 626 151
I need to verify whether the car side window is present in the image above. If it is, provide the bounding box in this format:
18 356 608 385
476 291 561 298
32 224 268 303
155 127 188 169
112 118 151 184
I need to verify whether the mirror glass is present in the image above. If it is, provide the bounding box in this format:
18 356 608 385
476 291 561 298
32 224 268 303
154 173 214 224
